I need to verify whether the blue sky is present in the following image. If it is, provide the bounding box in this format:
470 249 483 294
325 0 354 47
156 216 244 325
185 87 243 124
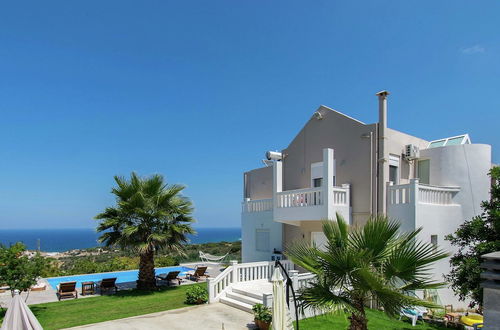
0 1 498 229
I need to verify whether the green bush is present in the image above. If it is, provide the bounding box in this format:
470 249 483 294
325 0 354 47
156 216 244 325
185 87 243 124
155 255 179 267
252 303 272 323
185 285 208 304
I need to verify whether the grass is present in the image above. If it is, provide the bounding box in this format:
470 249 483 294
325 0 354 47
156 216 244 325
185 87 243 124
0 284 204 330
299 309 448 330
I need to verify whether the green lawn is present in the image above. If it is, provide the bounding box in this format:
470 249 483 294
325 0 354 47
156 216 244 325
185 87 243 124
0 284 203 330
299 309 448 330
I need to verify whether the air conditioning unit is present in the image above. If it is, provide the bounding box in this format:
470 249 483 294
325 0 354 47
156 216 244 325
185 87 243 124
404 144 420 161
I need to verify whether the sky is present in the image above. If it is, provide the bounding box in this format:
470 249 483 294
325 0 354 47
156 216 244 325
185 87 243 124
0 1 499 229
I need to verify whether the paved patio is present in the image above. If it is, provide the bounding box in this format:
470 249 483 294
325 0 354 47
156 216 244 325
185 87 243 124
0 262 223 307
66 303 256 330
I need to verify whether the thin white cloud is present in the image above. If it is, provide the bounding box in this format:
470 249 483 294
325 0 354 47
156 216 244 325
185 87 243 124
461 45 485 54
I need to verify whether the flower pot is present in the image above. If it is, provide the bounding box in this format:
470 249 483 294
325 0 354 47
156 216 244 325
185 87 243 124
254 319 270 330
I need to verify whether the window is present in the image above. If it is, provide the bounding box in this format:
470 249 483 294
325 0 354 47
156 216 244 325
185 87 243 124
418 160 430 184
256 229 270 252
431 235 438 248
389 166 399 184
311 161 336 188
428 134 471 148
389 154 400 184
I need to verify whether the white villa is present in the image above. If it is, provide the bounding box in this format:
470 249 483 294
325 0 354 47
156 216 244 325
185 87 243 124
240 91 493 308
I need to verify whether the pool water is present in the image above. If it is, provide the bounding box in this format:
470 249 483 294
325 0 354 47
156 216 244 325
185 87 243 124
45 266 193 290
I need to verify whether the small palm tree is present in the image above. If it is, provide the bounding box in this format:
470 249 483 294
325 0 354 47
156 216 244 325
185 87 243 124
286 214 448 330
95 172 195 290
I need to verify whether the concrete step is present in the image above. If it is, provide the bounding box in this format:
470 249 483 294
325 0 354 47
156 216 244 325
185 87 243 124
232 287 264 300
226 291 262 306
220 296 253 313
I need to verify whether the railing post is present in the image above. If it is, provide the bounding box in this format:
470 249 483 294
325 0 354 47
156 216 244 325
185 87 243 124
263 293 273 308
342 184 350 206
410 178 419 204
230 260 238 284
207 278 215 303
289 270 299 290
386 181 393 210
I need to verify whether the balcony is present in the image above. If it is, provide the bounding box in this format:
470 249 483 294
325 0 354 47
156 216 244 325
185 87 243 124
242 184 351 224
242 148 352 224
387 179 460 207
242 198 273 213
387 179 462 233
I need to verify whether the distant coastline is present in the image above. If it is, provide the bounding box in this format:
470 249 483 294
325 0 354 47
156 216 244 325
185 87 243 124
0 227 241 252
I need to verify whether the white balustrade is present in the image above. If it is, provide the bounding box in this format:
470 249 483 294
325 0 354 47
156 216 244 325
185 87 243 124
418 185 459 205
242 198 273 213
277 187 323 208
207 260 298 303
296 272 317 290
332 186 349 205
207 265 235 303
388 183 411 205
387 180 459 206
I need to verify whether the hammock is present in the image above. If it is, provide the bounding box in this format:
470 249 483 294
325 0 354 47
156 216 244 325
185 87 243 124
199 250 229 263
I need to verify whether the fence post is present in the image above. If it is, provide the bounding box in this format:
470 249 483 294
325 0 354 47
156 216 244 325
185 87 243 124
230 260 238 284
207 278 215 303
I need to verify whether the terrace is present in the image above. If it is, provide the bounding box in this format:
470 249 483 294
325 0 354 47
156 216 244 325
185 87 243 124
0 262 222 306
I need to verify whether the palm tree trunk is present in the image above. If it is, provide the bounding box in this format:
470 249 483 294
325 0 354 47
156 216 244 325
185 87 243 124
137 249 156 290
349 299 368 330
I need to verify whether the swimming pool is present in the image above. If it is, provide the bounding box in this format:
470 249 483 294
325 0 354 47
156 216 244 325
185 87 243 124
45 266 193 290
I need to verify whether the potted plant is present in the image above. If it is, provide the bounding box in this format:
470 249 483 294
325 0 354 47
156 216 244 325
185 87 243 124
252 303 272 330
185 285 208 304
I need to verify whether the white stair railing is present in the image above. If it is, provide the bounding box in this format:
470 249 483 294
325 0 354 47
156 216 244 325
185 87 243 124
207 260 296 303
296 272 317 290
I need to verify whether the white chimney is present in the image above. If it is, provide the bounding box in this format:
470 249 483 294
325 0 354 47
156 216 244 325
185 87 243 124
376 90 389 129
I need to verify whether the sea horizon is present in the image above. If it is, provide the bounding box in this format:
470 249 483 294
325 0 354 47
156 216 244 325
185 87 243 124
0 227 241 253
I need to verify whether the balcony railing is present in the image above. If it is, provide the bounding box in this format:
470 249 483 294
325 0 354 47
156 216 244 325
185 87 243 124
418 185 459 205
277 187 323 208
388 180 460 206
243 185 350 217
242 198 273 213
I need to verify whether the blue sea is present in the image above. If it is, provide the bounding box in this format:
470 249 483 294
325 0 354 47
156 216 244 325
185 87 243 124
0 227 241 252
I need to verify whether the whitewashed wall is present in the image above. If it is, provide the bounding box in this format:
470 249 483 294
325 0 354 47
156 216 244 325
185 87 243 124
241 210 283 262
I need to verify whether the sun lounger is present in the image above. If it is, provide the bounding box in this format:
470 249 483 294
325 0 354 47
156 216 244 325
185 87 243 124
188 266 209 282
57 281 78 300
31 283 46 292
97 277 118 294
400 308 418 326
156 271 182 286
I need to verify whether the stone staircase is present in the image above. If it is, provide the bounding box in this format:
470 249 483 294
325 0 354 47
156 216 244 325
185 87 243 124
219 279 272 313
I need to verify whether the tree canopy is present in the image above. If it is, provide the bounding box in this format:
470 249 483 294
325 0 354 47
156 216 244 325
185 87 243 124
446 166 500 309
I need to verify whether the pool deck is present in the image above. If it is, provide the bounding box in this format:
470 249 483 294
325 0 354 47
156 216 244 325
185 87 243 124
0 262 223 308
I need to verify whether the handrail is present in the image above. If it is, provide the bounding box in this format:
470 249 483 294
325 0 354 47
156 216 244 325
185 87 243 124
207 260 296 303
275 260 300 330
208 265 234 303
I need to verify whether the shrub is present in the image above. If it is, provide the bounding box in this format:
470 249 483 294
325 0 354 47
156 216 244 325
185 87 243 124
252 303 272 323
185 285 208 304
155 255 179 267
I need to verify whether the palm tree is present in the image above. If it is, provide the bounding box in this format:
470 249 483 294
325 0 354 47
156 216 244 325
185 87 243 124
95 172 195 290
286 214 448 330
